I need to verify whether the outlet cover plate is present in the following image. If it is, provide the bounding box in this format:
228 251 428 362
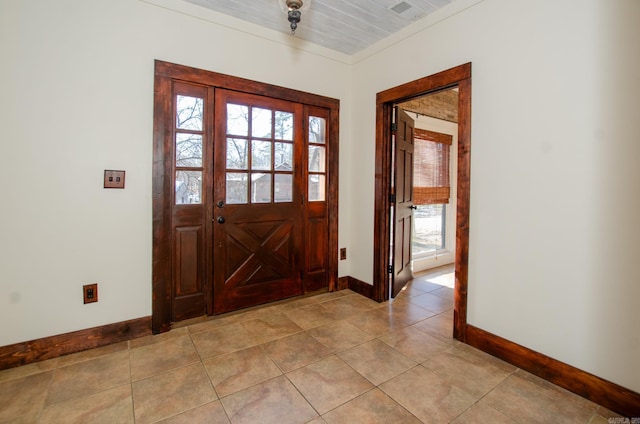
104 170 125 189
84 283 98 304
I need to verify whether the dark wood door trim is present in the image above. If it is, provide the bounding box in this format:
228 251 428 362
152 60 339 334
373 63 471 342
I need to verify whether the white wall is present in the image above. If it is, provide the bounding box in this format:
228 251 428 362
0 0 351 345
350 0 640 392
1 0 639 396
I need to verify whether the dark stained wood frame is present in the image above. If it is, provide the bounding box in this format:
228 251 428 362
373 63 472 342
153 60 340 334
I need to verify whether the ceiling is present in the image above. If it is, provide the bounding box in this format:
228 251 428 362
183 0 458 55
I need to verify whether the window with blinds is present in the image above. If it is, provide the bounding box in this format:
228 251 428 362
413 128 452 205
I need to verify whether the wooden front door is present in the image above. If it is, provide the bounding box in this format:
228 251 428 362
212 90 304 314
152 61 339 333
391 108 415 297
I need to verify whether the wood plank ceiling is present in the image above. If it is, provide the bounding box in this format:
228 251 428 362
183 0 457 55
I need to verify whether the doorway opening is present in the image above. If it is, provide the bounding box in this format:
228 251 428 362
152 60 340 334
373 63 471 341
397 87 458 274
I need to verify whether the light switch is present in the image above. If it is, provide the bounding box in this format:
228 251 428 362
104 170 125 189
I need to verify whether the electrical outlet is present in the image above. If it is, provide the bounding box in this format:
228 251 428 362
83 283 98 304
340 248 347 260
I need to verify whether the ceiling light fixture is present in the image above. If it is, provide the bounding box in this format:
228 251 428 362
281 0 310 34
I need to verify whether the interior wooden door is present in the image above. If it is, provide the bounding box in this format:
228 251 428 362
391 108 415 297
212 89 304 314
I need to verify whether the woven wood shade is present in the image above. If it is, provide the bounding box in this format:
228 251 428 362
413 128 452 205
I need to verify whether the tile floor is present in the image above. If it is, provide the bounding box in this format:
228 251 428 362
0 266 622 423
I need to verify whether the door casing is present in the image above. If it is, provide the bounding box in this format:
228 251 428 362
374 63 471 341
152 60 340 334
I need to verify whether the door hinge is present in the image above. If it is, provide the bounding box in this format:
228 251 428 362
389 193 395 204
387 264 393 274
391 122 397 132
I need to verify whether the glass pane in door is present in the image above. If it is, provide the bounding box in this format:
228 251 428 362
226 173 248 204
227 104 249 136
176 96 203 130
176 134 202 167
252 140 272 170
175 170 202 204
274 174 292 202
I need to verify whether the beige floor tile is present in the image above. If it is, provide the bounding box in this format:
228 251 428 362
310 290 353 303
187 314 239 334
482 373 596 423
39 384 133 424
423 272 455 288
284 303 337 330
595 404 626 419
430 286 454 302
240 313 303 344
380 365 478 423
221 375 318 424
448 343 517 374
45 350 130 406
203 345 282 397
411 312 458 343
157 400 230 424
337 339 417 385
450 400 518 423
320 295 378 320
0 370 53 422
129 327 190 349
393 283 427 298
407 292 452 314
130 335 200 381
347 308 397 337
286 355 373 415
277 293 331 312
323 388 421 424
589 414 614 424
0 359 58 383
379 326 451 363
190 322 258 360
422 348 514 397
513 368 601 409
377 300 438 328
54 341 129 368
132 362 216 424
233 304 287 323
307 320 374 353
261 332 332 372
406 279 443 293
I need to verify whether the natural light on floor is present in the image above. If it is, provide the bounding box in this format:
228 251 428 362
412 204 445 256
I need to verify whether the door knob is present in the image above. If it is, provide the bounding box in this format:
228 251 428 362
409 205 418 210
217 216 225 224
216 200 224 208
